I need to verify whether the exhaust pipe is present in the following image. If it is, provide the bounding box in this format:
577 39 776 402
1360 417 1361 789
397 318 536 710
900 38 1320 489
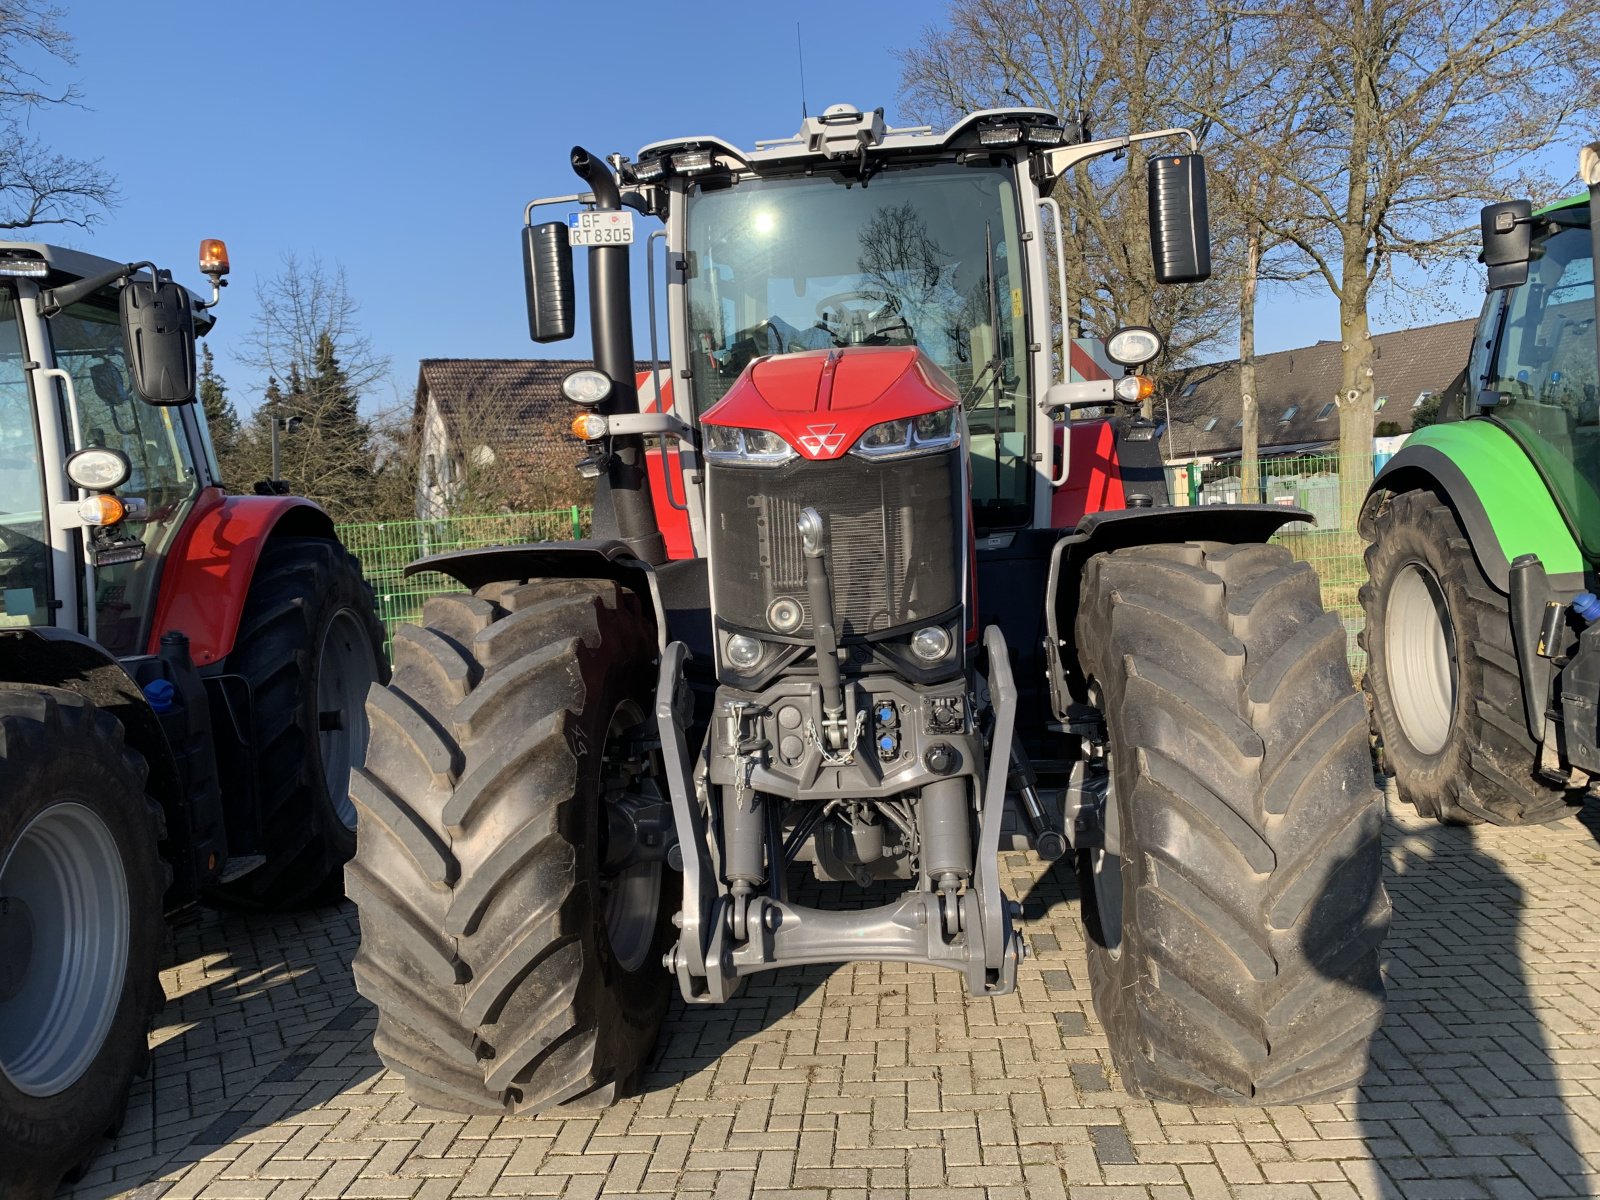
570 146 666 566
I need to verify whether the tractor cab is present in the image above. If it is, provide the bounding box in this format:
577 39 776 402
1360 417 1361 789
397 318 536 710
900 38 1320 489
0 242 222 653
1470 194 1600 562
527 104 1204 556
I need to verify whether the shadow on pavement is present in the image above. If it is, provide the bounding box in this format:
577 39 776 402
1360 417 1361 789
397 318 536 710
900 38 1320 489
1334 802 1596 1198
59 897 382 1199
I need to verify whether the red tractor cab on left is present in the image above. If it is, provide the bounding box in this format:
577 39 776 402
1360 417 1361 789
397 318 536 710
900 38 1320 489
0 239 387 1196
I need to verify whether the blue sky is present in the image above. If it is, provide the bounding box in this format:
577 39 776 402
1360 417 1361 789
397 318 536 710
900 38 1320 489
29 2 1477 416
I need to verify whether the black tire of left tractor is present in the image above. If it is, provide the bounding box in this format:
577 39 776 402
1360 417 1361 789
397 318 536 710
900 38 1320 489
1076 542 1390 1105
210 537 388 910
347 578 674 1115
0 686 166 1200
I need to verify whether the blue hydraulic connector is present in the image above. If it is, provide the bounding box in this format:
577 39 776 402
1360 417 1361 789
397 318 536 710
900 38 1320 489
1573 591 1600 625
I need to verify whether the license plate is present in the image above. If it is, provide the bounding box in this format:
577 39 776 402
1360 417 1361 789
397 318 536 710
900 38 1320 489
568 209 634 247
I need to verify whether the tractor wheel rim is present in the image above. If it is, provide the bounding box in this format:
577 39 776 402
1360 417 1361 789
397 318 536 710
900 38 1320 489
0 802 129 1097
1385 561 1457 756
1087 685 1124 960
318 608 378 831
600 702 662 975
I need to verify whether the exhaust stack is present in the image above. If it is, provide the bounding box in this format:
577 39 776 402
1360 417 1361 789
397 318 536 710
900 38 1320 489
570 146 666 565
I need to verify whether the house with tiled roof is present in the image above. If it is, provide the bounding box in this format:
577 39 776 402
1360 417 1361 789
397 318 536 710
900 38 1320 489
1161 318 1477 463
413 358 594 520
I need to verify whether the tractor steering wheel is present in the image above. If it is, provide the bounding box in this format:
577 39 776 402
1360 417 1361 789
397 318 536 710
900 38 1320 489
814 291 912 346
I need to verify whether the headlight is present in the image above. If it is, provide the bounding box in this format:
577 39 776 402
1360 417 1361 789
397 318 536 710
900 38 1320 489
851 407 960 460
65 446 131 491
561 368 612 406
702 424 796 465
910 625 954 662
1105 326 1164 367
725 633 764 669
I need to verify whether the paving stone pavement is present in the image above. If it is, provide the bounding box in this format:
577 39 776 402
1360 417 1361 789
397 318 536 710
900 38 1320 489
59 798 1600 1200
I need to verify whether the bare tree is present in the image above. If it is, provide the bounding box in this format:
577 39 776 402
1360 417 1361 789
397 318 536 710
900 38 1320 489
898 0 1239 364
228 254 392 522
243 252 388 400
1194 0 1600 521
0 2 116 229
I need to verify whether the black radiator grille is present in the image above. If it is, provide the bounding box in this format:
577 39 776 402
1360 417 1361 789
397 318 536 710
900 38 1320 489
707 448 963 638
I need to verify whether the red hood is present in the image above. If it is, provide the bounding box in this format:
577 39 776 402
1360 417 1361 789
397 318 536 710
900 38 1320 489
701 346 960 460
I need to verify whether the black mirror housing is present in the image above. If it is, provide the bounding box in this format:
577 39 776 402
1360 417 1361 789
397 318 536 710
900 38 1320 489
120 277 196 405
1481 200 1533 291
524 221 575 343
1148 153 1212 284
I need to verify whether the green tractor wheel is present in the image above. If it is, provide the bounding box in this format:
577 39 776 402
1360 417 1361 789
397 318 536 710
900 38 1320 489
1361 490 1582 825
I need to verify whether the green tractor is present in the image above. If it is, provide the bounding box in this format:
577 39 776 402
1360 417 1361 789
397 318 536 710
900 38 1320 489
1361 147 1600 824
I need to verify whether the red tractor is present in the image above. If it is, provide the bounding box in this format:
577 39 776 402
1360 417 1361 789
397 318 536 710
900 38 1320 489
349 105 1389 1113
0 241 386 1195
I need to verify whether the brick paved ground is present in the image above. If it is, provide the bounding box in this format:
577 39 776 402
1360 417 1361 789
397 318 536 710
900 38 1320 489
61 797 1600 1200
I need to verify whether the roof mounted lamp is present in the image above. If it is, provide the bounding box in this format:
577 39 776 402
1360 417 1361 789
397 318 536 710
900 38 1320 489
198 239 230 308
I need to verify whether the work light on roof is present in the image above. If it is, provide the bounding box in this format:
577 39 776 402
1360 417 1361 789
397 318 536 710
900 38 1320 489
670 149 715 175
631 155 668 183
978 125 1023 148
0 256 46 277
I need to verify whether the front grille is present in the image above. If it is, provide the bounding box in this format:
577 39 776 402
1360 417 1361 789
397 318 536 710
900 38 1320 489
707 448 963 638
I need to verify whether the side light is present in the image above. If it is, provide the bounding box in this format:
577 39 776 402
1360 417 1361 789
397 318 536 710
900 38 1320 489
1114 375 1156 404
561 368 613 406
65 446 132 491
78 493 127 526
571 412 608 440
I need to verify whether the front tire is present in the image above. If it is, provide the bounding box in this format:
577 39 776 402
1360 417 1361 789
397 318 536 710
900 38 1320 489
212 537 388 908
1077 542 1389 1104
347 578 673 1114
0 686 165 1199
1360 490 1580 824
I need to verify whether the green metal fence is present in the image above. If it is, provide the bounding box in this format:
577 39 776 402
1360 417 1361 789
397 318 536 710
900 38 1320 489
346 454 1377 673
1166 451 1376 675
338 507 589 653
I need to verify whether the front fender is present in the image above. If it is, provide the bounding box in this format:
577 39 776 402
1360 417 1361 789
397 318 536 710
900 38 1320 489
0 625 183 845
408 539 671 655
1043 504 1311 723
1362 423 1585 593
147 488 337 664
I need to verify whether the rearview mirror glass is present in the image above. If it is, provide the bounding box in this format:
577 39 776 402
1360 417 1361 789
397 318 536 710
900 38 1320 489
119 278 196 405
524 221 575 343
1147 153 1212 284
1480 200 1532 291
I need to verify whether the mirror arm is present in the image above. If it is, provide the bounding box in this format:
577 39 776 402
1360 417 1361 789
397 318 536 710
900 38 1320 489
1042 127 1197 177
39 260 157 317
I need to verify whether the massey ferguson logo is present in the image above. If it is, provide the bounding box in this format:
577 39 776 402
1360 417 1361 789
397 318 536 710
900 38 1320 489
798 423 845 456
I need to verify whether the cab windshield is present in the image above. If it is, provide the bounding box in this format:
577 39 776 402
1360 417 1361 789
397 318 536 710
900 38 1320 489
1473 211 1600 560
683 162 1032 525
